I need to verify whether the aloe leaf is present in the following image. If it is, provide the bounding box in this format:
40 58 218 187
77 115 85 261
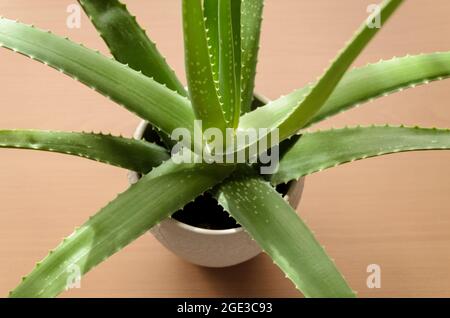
218 0 241 127
204 0 219 82
217 167 355 298
308 52 450 126
78 0 187 96
267 53 450 129
238 0 403 148
271 125 450 185
182 0 227 132
10 160 235 298
78 0 184 147
269 51 450 164
0 130 169 173
240 0 264 114
0 18 195 136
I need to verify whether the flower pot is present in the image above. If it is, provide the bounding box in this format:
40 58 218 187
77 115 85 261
128 96 305 268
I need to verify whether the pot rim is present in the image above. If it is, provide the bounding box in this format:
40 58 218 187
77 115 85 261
165 217 244 235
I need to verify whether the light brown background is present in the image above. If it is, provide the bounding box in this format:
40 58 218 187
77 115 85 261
1 0 450 298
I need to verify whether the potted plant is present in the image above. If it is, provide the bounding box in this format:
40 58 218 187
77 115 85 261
0 0 449 298
128 109 305 268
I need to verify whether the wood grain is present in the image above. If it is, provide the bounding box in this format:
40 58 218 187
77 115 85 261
0 0 449 297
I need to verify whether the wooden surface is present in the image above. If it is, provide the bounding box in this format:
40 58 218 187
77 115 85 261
1 0 450 298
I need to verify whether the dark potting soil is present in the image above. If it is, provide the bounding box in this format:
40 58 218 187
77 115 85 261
171 192 239 230
170 182 291 230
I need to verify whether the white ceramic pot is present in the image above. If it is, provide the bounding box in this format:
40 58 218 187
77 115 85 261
128 97 305 268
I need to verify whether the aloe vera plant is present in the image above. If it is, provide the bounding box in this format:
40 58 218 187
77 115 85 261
1 0 450 298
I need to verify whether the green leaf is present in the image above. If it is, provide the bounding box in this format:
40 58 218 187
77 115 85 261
217 167 355 298
0 18 195 137
264 52 450 129
237 0 403 149
0 130 169 173
271 125 450 185
204 0 219 82
182 0 227 133
240 0 264 114
218 0 241 127
78 0 187 96
10 160 235 298
78 0 185 148
268 51 450 167
309 52 450 125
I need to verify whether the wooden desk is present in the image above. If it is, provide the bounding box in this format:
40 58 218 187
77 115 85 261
0 0 449 297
